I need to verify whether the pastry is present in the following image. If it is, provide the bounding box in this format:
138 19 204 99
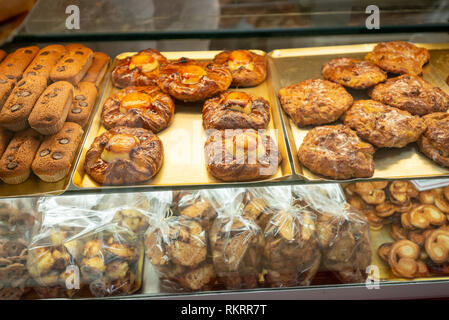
23 44 65 80
0 50 6 63
213 50 267 87
0 76 16 110
205 129 282 181
0 46 39 80
101 86 174 133
0 75 47 131
369 74 449 116
112 48 167 88
0 128 12 158
82 52 110 87
84 126 163 185
321 57 387 89
278 79 353 127
418 112 449 167
173 191 217 231
298 125 375 179
343 100 426 148
31 122 84 182
202 91 270 130
157 57 232 102
67 81 98 127
365 41 430 76
28 81 74 135
0 128 42 184
49 44 93 85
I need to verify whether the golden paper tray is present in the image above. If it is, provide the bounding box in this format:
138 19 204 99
71 50 292 191
269 43 449 183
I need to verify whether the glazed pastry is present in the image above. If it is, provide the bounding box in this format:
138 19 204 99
418 112 449 167
67 81 98 127
0 46 39 80
0 75 48 131
28 81 74 135
49 43 93 85
202 91 270 130
157 57 232 102
278 79 353 127
365 41 430 76
343 100 426 148
101 86 174 133
31 122 84 182
213 50 267 87
23 44 65 80
84 126 163 185
112 48 167 88
370 74 449 116
298 125 375 179
322 57 387 89
205 129 282 181
82 52 110 87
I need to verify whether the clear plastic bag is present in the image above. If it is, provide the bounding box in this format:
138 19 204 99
173 190 217 232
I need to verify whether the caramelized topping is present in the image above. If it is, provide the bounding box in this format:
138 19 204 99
225 132 266 160
224 91 252 114
120 92 152 113
129 53 159 74
101 134 140 162
228 50 254 71
180 65 206 85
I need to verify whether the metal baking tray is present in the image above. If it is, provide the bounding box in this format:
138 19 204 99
71 50 292 191
269 43 449 182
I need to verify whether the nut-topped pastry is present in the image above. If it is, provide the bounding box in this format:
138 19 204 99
278 79 353 127
23 44 65 80
213 50 267 87
67 81 98 127
101 86 174 133
0 50 6 63
0 128 12 158
418 112 449 167
82 52 110 87
112 49 167 88
202 91 270 130
369 74 449 116
365 41 430 76
84 126 163 185
298 125 375 179
343 100 426 148
322 57 387 89
157 57 232 102
0 46 39 80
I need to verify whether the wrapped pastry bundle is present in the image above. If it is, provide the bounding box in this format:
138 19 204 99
173 190 217 232
293 185 372 283
257 186 321 287
208 188 264 289
144 192 216 292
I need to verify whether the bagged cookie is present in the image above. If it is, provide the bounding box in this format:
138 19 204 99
173 190 216 232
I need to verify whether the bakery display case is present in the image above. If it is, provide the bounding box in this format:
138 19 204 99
1 0 449 300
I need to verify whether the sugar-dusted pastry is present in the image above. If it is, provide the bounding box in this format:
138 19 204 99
32 122 84 182
23 44 65 80
0 128 42 184
418 112 449 168
202 91 270 130
0 46 39 80
213 50 267 87
28 81 74 135
84 126 163 185
112 48 167 88
82 52 110 87
67 81 98 127
101 86 174 133
49 43 93 85
158 57 232 102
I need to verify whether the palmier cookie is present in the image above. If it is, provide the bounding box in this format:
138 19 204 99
157 57 232 102
82 52 110 87
67 82 98 127
202 91 270 130
0 128 43 184
278 79 353 127
23 44 65 80
213 50 267 87
29 81 74 135
0 46 39 80
101 86 174 133
205 129 281 181
32 122 84 182
112 49 167 88
298 125 375 180
0 75 48 131
50 44 93 86
84 126 163 185
321 57 387 89
417 113 449 168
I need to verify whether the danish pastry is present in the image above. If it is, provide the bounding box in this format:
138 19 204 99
84 126 163 185
322 57 387 89
157 57 232 102
112 49 167 88
101 86 174 133
298 125 375 179
202 91 270 130
418 112 449 167
204 129 281 181
278 79 353 127
213 50 267 87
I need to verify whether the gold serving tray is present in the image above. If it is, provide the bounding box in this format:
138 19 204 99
71 50 292 191
269 43 449 183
